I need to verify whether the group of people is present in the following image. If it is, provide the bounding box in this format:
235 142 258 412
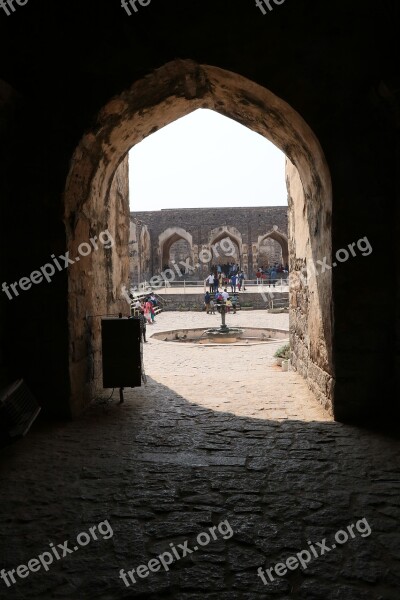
132 294 159 342
204 289 238 314
255 263 289 286
206 269 246 294
215 262 240 276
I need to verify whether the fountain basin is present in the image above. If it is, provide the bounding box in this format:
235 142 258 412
150 327 288 346
201 326 244 344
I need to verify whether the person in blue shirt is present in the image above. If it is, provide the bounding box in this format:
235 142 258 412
213 273 219 293
204 291 211 314
231 294 238 314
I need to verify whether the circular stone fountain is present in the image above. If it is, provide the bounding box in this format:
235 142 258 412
202 302 243 343
150 303 288 346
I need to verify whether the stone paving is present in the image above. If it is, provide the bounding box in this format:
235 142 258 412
0 311 399 599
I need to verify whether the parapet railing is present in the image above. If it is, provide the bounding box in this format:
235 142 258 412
133 277 290 294
129 290 166 314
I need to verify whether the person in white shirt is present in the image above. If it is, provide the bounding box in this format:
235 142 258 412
206 273 214 293
221 289 229 302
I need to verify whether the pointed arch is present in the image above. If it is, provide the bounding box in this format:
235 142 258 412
159 227 193 271
258 229 289 266
63 59 332 416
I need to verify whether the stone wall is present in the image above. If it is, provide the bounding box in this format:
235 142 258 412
130 207 288 282
169 238 192 268
129 220 151 283
259 237 284 266
159 292 288 312
287 159 333 413
66 155 130 416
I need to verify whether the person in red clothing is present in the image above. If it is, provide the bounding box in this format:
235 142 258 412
144 298 153 324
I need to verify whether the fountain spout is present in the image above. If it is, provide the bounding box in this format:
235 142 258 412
219 303 229 333
203 302 243 343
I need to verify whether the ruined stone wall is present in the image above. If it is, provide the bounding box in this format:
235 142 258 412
67 156 130 416
169 239 192 267
130 207 288 281
128 221 139 282
287 159 333 413
259 238 284 266
129 219 151 283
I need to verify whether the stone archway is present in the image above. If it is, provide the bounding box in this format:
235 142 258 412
258 229 289 267
63 59 332 416
209 227 243 271
158 227 194 273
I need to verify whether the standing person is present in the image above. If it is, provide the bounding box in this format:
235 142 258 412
238 271 245 291
256 269 262 284
263 269 269 287
204 291 211 314
130 311 147 343
215 290 223 312
231 293 238 314
144 298 152 324
230 273 237 293
149 301 156 323
206 272 214 293
271 267 277 288
150 293 158 307
266 266 272 286
221 288 229 302
213 273 219 293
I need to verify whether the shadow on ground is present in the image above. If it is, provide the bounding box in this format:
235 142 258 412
0 376 399 599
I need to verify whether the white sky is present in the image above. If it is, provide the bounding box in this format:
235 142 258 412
128 108 287 212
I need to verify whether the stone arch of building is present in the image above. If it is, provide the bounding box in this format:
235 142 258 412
258 230 289 266
209 228 243 267
63 59 332 417
158 227 194 271
209 226 242 249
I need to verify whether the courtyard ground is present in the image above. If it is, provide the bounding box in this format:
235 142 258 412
0 311 399 599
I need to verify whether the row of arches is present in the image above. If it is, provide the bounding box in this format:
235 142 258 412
157 227 289 277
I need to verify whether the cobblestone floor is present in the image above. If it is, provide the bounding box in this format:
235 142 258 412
0 311 399 599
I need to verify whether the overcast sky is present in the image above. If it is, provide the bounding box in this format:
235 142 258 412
128 108 287 212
